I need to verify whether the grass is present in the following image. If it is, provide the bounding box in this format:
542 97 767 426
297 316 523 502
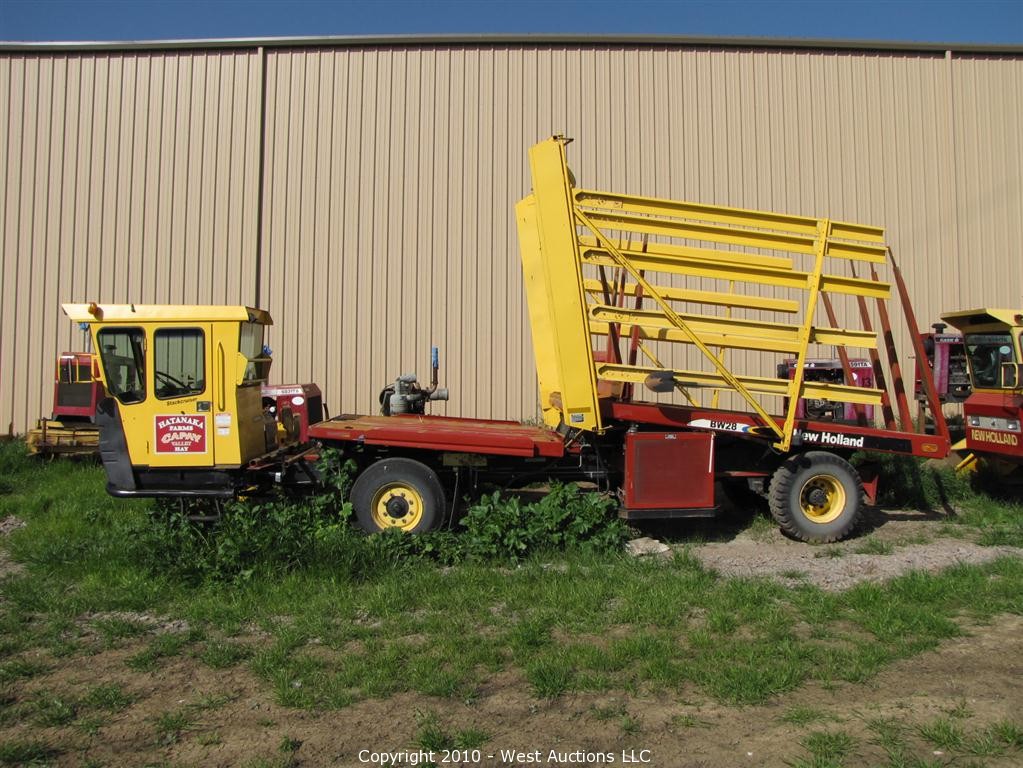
2 442 1023 721
791 730 857 767
153 708 196 745
82 684 132 712
853 538 895 556
780 706 829 726
0 739 60 766
126 632 197 672
859 711 1023 768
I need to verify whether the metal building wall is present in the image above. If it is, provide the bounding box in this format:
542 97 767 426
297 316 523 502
2 41 1021 433
260 45 1022 423
0 50 262 434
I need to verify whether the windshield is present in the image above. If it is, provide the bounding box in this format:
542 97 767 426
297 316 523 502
964 332 1016 388
97 328 146 404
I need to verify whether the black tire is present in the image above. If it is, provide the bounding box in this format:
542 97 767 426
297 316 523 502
768 451 864 543
350 457 446 534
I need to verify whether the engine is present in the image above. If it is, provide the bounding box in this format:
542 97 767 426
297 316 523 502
777 358 875 424
379 347 449 416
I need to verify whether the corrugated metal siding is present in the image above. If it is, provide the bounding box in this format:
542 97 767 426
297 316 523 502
2 43 1021 433
0 50 261 434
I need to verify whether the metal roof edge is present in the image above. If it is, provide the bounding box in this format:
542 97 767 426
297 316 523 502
1 32 1021 56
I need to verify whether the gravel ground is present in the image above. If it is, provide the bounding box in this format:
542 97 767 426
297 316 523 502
692 534 1023 590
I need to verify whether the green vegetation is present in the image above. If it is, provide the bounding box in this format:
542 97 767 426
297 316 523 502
0 739 59 766
866 454 1023 547
791 729 857 768
862 713 1023 768
1 441 1022 733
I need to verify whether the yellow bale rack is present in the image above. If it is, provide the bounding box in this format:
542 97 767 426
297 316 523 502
516 136 933 452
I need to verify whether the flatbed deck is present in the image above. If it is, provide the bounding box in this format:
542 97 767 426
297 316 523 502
308 414 568 458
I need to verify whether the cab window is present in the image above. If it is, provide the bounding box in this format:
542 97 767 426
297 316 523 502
239 322 271 384
965 332 1016 388
154 328 206 399
97 328 146 404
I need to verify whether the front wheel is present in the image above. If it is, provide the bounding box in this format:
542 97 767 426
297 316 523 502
768 451 864 543
350 457 446 533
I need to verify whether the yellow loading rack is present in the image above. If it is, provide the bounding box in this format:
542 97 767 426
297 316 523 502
517 136 936 453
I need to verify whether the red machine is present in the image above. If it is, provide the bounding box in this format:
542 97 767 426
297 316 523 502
260 383 324 444
777 358 875 424
27 353 105 456
915 323 971 405
941 309 1023 476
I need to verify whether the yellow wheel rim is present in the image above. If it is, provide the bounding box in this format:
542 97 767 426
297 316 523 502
798 474 846 524
370 482 425 531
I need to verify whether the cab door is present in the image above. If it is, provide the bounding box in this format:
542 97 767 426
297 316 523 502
95 325 151 468
148 324 216 468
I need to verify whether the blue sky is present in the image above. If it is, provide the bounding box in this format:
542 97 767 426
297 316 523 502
1 0 1021 44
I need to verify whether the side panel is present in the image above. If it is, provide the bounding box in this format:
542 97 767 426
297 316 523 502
624 431 715 509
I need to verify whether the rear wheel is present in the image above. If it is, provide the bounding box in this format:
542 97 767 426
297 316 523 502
351 458 446 533
768 451 864 543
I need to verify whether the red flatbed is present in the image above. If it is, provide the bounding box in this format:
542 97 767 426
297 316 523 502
308 414 567 458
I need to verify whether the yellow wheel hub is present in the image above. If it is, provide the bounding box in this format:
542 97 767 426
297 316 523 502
798 474 846 524
370 482 425 531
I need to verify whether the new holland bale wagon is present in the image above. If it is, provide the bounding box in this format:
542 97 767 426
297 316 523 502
63 137 951 543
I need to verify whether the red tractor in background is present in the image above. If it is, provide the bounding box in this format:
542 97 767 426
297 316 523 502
26 353 105 456
941 309 1023 482
913 323 972 432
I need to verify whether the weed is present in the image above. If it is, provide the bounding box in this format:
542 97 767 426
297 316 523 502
780 706 828 726
32 693 77 727
991 720 1023 747
867 454 972 511
458 484 628 561
200 639 252 669
153 709 196 745
75 715 107 736
853 539 894 555
964 731 1005 757
197 731 222 747
127 632 191 671
0 658 47 683
918 717 965 751
91 616 149 648
591 701 627 721
453 729 489 749
526 655 572 699
670 713 710 729
792 730 857 767
415 710 453 751
82 683 132 712
193 692 237 710
946 699 973 720
0 739 59 765
620 714 642 735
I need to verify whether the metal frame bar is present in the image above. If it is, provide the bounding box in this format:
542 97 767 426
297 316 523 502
517 136 944 452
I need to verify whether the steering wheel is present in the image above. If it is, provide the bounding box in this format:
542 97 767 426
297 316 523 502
155 370 189 394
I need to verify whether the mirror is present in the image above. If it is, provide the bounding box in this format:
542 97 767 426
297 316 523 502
1000 363 1023 390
